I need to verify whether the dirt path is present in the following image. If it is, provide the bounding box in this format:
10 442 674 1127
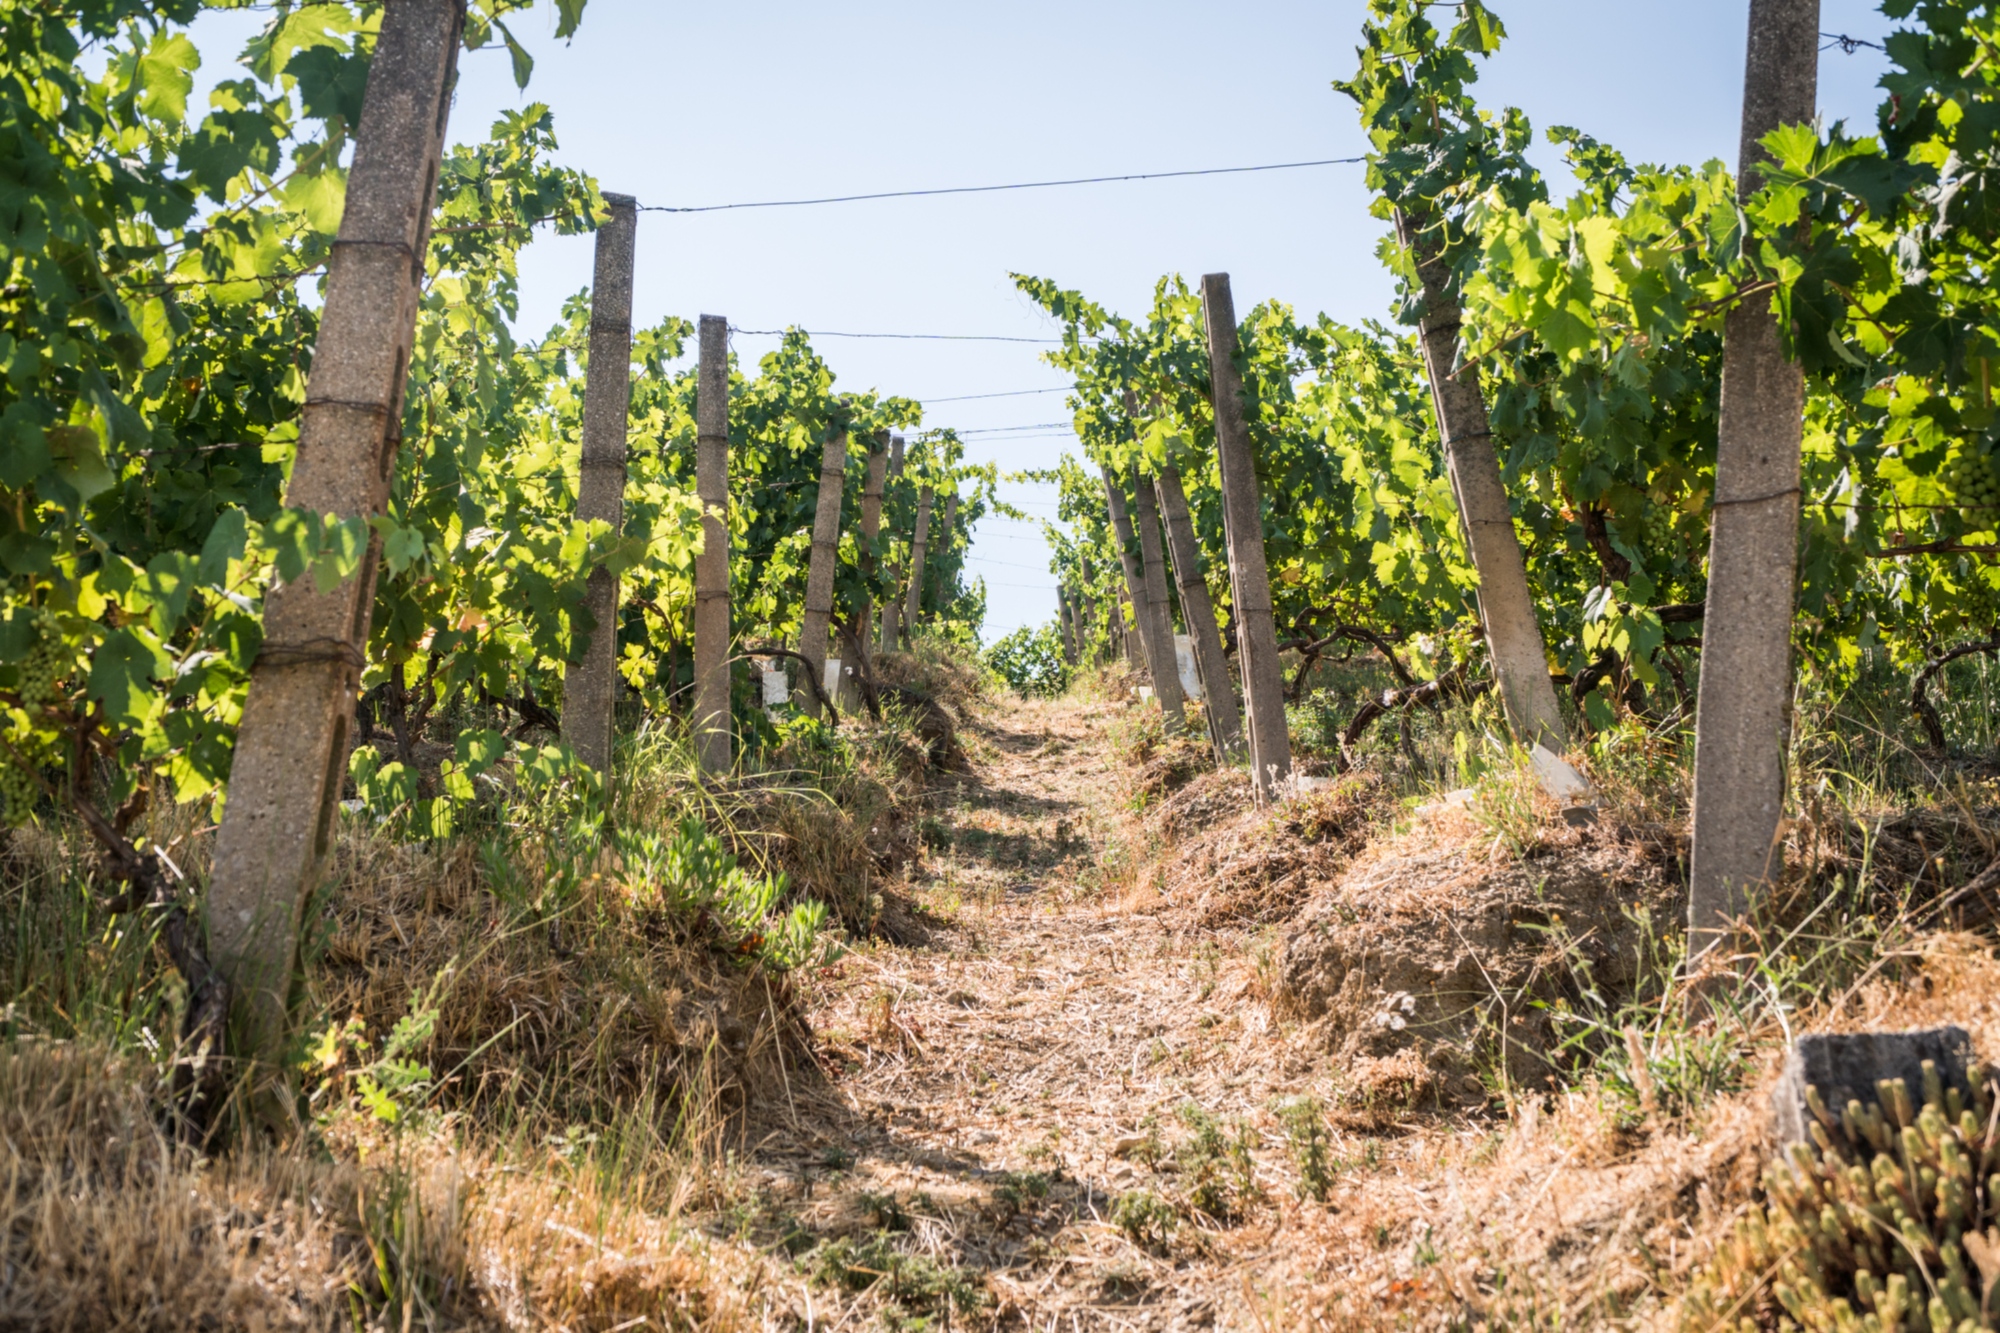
725 694 1389 1329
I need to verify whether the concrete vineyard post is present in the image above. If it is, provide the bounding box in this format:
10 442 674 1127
1100 467 1158 678
1057 590 1078 664
1201 274 1293 801
1129 468 1188 731
858 431 887 650
1077 556 1100 663
1156 464 1244 762
694 314 732 775
933 489 960 628
206 0 466 1065
1394 210 1568 753
879 435 905 652
848 430 886 711
1688 0 1819 956
797 428 848 719
901 485 934 647
560 193 637 773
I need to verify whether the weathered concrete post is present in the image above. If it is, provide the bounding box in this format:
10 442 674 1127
798 427 848 718
900 484 934 647
1688 0 1820 956
1394 210 1568 753
207 0 466 1064
1101 467 1156 678
561 192 637 772
1057 590 1079 664
1200 273 1292 800
879 435 906 652
1156 465 1245 761
1129 468 1188 731
858 431 887 647
693 314 732 774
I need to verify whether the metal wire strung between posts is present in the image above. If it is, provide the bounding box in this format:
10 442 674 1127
921 386 1073 403
728 326 1078 344
632 156 1367 214
252 639 367 670
1821 31 1885 52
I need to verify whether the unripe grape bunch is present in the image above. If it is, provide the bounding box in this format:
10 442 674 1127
2 611 67 827
1947 447 2000 526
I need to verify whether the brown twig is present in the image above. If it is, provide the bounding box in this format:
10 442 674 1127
1911 635 2000 753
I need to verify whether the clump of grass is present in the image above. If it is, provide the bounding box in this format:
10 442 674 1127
0 1040 754 1331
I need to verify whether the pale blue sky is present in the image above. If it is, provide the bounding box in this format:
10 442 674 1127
193 1 1899 641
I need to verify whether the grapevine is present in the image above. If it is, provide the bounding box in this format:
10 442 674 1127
1946 448 2000 528
0 611 67 827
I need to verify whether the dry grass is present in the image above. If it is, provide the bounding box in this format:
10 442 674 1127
6 650 1997 1331
0 1039 775 1331
0 675 986 1331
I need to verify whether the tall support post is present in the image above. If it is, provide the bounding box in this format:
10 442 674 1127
1156 465 1244 761
694 314 732 774
1118 589 1140 665
1077 555 1099 663
1200 273 1292 800
900 485 934 647
798 427 848 718
1129 468 1188 731
879 435 906 652
936 489 960 557
207 0 466 1065
858 431 887 647
1394 210 1568 752
1688 0 1819 955
1100 466 1155 674
561 193 638 773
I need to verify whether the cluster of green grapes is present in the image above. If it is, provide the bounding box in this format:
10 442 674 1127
2 612 67 826
1633 501 1678 553
1947 447 2000 526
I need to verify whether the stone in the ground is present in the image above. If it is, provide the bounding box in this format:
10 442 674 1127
1773 1026 1977 1146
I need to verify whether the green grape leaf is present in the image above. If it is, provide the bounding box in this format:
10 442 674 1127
136 32 199 123
285 45 370 125
89 628 171 729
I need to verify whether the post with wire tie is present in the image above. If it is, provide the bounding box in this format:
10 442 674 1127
694 314 733 775
1687 0 1820 967
206 0 467 1078
1200 272 1291 801
562 192 637 774
798 421 848 719
879 434 907 652
901 482 934 648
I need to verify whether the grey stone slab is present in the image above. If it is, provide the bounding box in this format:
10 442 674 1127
1773 1026 1976 1146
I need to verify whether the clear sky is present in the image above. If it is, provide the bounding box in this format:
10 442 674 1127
192 1 1901 642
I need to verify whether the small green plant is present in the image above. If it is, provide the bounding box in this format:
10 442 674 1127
859 1191 910 1231
993 1170 1052 1215
1110 1188 1178 1252
1175 1101 1259 1220
304 985 444 1128
803 1234 984 1315
1276 1096 1336 1202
